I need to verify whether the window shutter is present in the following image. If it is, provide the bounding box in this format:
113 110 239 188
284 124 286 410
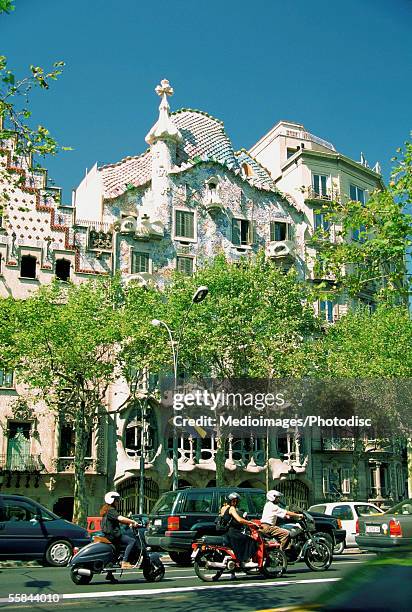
186 212 194 238
177 257 193 275
249 220 257 244
323 467 330 495
132 252 149 273
232 218 241 245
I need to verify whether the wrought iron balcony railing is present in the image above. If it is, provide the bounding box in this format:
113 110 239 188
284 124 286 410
0 454 44 472
305 187 340 202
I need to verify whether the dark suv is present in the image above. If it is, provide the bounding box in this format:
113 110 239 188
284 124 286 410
146 487 346 565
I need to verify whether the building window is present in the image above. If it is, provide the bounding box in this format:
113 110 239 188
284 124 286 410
242 163 253 177
6 421 31 470
350 184 365 204
0 369 14 387
176 256 194 275
20 255 37 279
323 466 351 496
232 218 254 246
314 212 330 233
131 251 150 274
270 221 290 242
319 300 334 322
312 174 328 197
287 148 297 159
175 210 194 240
55 259 71 281
59 424 92 458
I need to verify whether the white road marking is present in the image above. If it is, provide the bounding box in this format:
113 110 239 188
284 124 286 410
0 577 338 603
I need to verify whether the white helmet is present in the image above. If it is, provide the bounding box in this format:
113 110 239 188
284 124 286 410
227 492 241 502
104 491 120 504
267 490 283 502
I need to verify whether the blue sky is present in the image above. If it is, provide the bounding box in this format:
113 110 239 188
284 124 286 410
1 0 411 203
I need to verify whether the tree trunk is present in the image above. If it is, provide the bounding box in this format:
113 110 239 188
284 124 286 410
215 436 226 487
351 437 363 501
407 438 412 498
72 399 89 527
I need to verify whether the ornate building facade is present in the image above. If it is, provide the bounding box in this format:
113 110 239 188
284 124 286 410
0 81 406 517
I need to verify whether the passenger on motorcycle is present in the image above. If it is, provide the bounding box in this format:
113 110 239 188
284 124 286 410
100 491 140 570
219 492 259 569
260 490 303 550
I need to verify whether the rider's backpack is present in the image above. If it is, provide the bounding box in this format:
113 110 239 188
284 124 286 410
215 508 233 534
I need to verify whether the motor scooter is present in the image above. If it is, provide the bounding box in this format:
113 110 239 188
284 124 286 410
69 525 165 584
191 520 287 582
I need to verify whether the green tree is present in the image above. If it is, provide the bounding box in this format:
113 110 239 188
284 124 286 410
148 254 321 486
0 278 128 525
323 305 412 499
312 136 412 303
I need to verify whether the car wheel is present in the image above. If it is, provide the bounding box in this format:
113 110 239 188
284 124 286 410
168 551 193 566
333 540 345 555
45 540 73 567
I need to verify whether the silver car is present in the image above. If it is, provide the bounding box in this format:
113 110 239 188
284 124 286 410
356 498 412 553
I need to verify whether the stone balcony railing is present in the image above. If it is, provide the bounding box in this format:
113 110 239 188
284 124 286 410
54 457 97 473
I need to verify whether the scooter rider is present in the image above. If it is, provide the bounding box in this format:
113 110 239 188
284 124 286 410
100 491 140 570
260 490 303 550
219 492 259 569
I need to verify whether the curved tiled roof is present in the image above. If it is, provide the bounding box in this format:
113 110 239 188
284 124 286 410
172 109 239 168
99 150 152 200
98 109 278 199
235 149 276 190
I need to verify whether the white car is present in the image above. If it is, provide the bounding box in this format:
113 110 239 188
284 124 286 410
308 501 384 553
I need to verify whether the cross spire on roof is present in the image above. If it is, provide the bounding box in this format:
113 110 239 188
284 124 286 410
145 78 182 145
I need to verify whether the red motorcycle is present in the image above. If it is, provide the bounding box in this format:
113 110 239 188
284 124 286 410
191 520 287 582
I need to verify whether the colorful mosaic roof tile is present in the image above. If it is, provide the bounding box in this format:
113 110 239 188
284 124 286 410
235 149 276 190
98 110 278 199
99 150 152 199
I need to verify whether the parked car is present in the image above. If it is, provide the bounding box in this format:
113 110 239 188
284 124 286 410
0 494 91 566
356 498 412 553
86 513 149 537
146 487 345 565
309 501 383 553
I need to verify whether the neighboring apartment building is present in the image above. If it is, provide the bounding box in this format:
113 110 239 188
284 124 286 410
250 120 386 320
0 84 407 516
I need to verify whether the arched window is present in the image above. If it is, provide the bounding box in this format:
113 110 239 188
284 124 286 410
242 162 253 178
20 255 37 279
55 259 71 281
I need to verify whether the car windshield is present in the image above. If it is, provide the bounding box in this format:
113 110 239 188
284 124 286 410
151 492 178 514
309 505 326 513
385 499 412 515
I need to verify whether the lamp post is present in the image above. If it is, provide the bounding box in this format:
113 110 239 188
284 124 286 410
151 285 209 490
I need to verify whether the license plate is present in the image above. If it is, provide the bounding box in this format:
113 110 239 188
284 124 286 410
366 525 381 533
154 519 162 526
191 549 198 559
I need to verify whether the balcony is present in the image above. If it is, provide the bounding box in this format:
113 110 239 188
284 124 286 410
304 187 340 204
0 454 44 472
265 240 295 259
54 457 97 473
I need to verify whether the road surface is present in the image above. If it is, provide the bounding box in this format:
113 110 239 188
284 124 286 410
0 552 375 612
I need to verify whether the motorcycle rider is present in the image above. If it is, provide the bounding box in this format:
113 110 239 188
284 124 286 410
219 492 259 569
100 491 140 571
260 490 303 550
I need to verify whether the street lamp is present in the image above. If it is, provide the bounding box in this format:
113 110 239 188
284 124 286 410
151 285 209 490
